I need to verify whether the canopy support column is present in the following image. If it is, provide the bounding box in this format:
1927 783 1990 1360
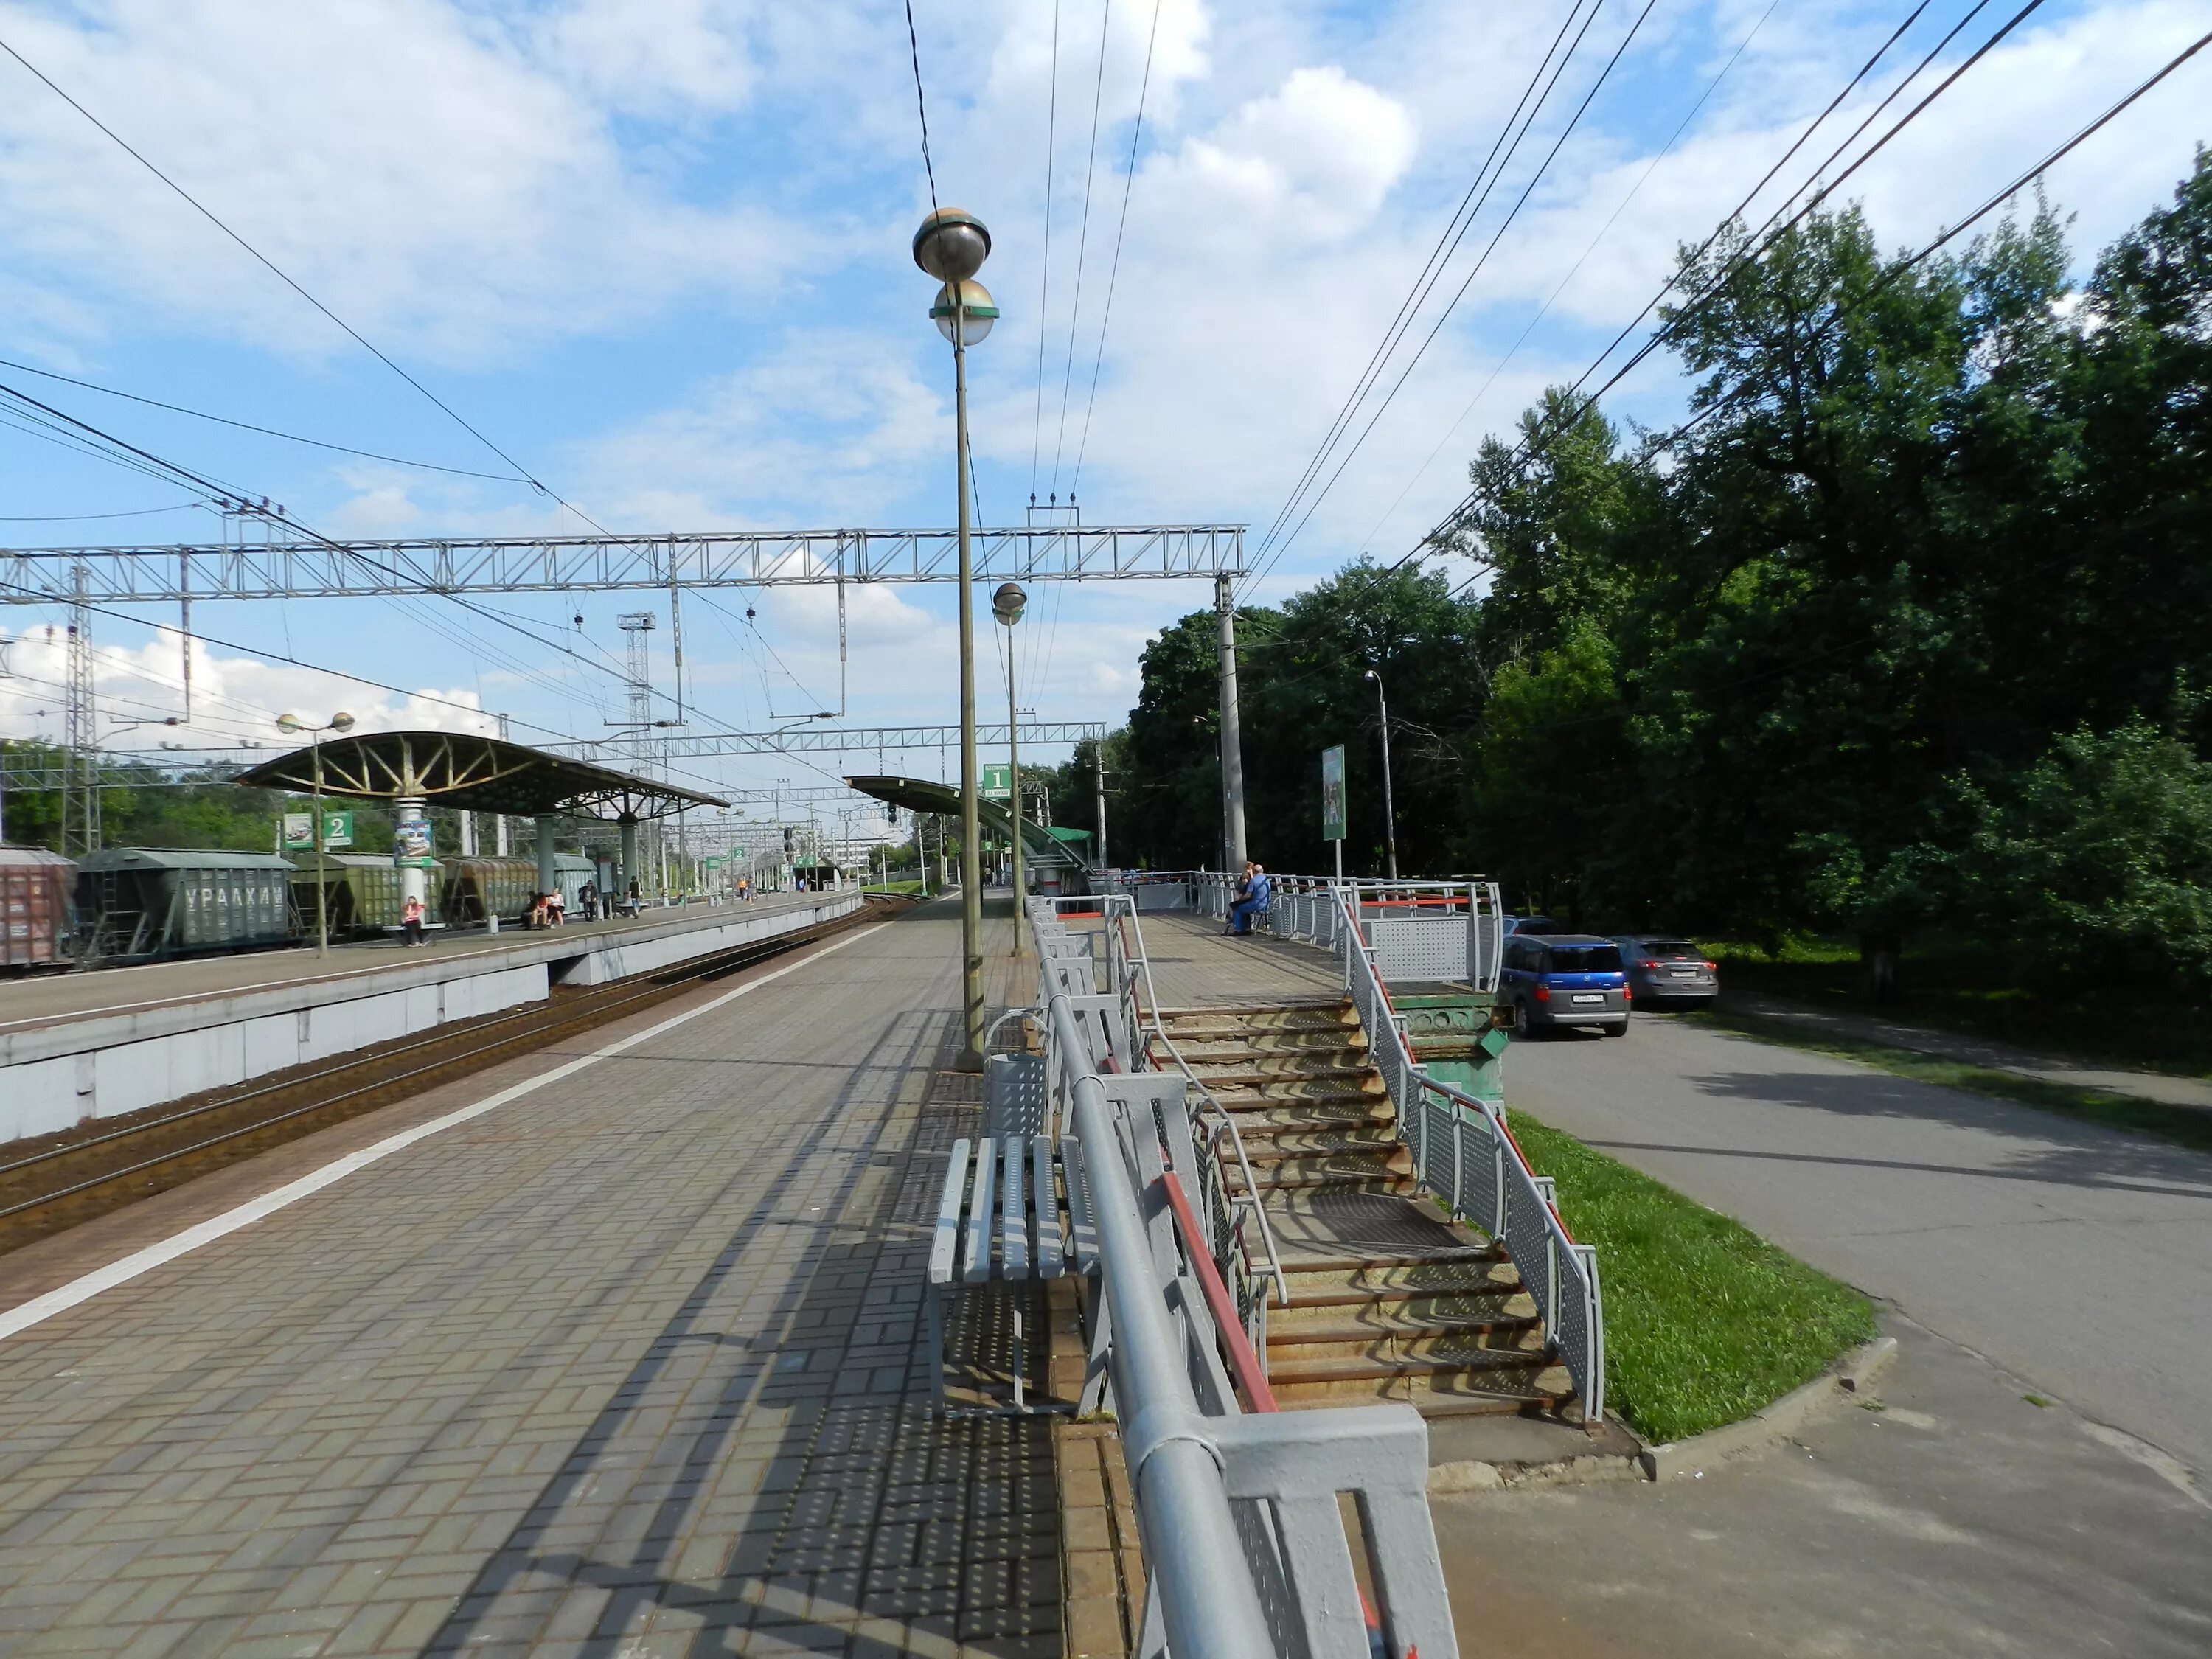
535 815 559 901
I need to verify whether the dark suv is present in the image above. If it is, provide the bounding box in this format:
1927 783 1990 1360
1500 933 1630 1037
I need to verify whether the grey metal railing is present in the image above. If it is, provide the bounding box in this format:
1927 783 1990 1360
1107 871 1601 1421
1029 896 1460 1659
1127 871 1503 995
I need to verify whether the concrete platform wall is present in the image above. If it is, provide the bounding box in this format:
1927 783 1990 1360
0 894 863 1146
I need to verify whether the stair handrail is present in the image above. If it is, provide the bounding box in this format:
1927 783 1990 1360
1329 885 1607 1422
1095 895 1291 1314
1029 895 1463 1659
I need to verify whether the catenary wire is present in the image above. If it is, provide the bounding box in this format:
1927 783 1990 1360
1032 0 1062 500
1350 0 1784 561
1425 0 2056 554
0 356 534 484
1245 0 1664 597
0 36 621 535
1441 24 2212 599
1245 0 1604 572
1068 0 1163 495
902 0 942 216
1049 0 1114 496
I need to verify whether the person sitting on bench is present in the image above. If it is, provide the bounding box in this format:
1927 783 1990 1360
1226 861 1271 936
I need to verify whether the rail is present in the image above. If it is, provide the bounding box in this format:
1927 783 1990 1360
1106 870 1601 1421
1091 897 1290 1318
1028 897 1459 1658
1119 871 1504 995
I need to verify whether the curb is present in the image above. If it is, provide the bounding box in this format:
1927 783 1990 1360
1638 1335 1899 1481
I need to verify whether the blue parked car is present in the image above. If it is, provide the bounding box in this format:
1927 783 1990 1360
1500 933 1630 1037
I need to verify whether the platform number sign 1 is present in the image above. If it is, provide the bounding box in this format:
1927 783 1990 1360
1321 744 1346 879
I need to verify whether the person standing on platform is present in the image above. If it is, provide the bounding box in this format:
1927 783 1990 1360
400 892 427 948
578 881 597 922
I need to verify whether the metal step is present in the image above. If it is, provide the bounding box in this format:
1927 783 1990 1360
1267 1301 1543 1345
1237 1125 1402 1159
1267 1350 1573 1415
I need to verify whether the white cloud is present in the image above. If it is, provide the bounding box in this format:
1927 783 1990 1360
0 619 498 751
0 0 809 363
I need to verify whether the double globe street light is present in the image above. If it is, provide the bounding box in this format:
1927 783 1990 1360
914 206 998 1064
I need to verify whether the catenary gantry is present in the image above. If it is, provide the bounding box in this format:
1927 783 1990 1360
0 525 1244 602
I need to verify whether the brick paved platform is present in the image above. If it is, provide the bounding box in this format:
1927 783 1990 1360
0 897 1057 1658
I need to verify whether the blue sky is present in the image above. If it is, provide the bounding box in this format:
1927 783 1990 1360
0 0 2205 811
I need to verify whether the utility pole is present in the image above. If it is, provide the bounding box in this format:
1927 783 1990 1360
1214 574 1246 872
617 612 654 900
1093 748 1110 870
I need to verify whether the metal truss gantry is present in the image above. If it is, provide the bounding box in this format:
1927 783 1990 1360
0 526 1245 603
544 722 1107 761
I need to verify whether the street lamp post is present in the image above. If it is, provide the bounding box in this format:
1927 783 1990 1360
915 207 998 1065
992 582 1027 953
276 709 355 956
1363 669 1399 880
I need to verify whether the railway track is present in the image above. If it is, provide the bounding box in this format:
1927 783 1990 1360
0 898 905 1255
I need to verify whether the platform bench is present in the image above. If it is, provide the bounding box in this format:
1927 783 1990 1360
925 1133 1097 1413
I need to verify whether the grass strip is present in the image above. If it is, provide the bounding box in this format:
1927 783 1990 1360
1692 1009 2212 1158
1506 1109 1876 1445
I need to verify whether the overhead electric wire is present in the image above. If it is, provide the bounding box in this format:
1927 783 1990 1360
0 376 700 737
0 501 209 523
0 356 534 484
1244 0 1604 574
1244 0 1664 597
1299 0 1942 597
1425 0 2056 554
902 0 942 216
1234 0 1997 622
1048 0 1114 497
1068 0 1163 495
1439 22 2212 599
1350 0 1784 561
0 35 610 534
1032 0 1063 500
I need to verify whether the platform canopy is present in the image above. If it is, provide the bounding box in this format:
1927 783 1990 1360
235 730 726 821
843 773 1089 869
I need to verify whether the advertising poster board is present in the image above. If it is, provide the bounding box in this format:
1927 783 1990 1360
394 813 435 868
1321 745 1347 841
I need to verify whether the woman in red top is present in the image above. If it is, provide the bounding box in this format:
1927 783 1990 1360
401 893 427 948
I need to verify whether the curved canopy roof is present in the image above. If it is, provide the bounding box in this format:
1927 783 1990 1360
235 731 725 821
842 774 1090 869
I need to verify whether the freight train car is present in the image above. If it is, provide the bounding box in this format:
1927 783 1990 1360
78 848 297 963
438 855 534 927
0 846 77 970
291 853 445 936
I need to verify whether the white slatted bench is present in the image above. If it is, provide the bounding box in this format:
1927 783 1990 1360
925 1133 1098 1413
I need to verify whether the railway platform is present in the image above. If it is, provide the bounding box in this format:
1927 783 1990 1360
0 893 864 1148
0 895 1057 1657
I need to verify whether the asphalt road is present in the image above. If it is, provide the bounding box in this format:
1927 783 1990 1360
1501 1009 2212 1478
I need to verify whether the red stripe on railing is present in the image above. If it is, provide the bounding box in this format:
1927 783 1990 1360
1155 1170 1277 1413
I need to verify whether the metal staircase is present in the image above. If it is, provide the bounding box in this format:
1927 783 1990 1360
1150 1000 1579 1419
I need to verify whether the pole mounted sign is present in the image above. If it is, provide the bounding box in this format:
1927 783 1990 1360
282 810 355 850
980 763 1013 801
1320 744 1346 880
